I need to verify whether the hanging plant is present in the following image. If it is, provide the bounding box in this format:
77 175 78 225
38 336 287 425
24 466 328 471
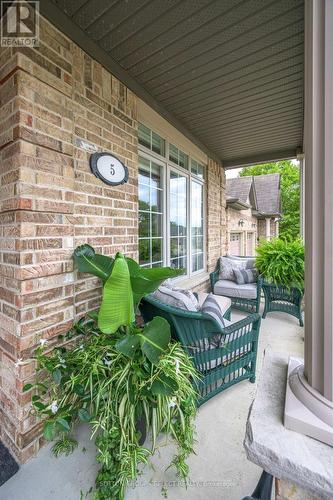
25 246 199 499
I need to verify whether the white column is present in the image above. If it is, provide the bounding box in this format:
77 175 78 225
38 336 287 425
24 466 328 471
298 155 305 239
265 217 271 240
284 0 333 445
275 219 279 237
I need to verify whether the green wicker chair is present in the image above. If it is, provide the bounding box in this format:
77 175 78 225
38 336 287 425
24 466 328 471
210 261 263 314
140 295 261 406
262 282 304 326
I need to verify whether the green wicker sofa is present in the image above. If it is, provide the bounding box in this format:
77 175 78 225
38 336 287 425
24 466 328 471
140 294 261 406
210 256 262 313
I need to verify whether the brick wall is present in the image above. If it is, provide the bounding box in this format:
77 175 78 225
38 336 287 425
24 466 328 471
0 17 138 462
0 17 227 462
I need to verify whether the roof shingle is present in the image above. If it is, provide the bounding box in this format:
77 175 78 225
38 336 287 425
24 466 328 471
226 173 281 215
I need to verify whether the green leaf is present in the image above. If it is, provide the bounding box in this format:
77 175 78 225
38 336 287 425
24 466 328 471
73 244 114 283
43 422 55 441
126 258 184 307
33 401 47 410
151 375 179 396
56 418 70 432
98 252 135 333
139 316 171 364
115 334 140 359
52 369 62 385
78 408 91 422
32 395 40 402
23 383 33 392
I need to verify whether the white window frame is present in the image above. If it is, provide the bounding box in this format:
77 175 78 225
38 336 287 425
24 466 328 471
138 129 206 278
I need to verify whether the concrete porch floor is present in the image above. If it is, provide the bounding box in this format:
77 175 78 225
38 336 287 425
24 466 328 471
0 307 304 500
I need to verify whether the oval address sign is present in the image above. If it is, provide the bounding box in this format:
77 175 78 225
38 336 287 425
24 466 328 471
90 153 129 186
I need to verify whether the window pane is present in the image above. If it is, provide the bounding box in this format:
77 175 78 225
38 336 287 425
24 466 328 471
152 132 165 156
139 239 150 265
169 144 178 164
152 213 162 237
139 184 150 210
139 212 150 237
138 123 151 149
197 164 204 179
139 157 150 185
151 162 162 189
138 155 164 268
191 159 205 179
179 150 188 169
150 188 162 212
152 238 162 263
191 181 204 272
169 171 187 273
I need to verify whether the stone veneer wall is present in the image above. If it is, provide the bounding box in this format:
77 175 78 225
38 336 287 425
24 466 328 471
0 17 226 462
258 218 279 240
226 207 258 255
206 159 227 274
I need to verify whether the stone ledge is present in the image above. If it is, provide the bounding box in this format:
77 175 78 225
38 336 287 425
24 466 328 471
244 350 333 500
175 272 209 290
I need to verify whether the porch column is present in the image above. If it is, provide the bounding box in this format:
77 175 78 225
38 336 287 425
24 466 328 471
298 155 305 239
265 217 271 240
284 0 333 444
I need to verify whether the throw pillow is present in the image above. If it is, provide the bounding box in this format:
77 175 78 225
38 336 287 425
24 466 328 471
162 281 199 310
219 256 246 281
201 293 226 328
227 254 256 269
152 286 199 311
233 268 258 285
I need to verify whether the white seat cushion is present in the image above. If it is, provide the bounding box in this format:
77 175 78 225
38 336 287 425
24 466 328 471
214 279 257 300
196 291 231 315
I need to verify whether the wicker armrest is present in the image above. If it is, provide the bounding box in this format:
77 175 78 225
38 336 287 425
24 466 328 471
222 313 261 335
209 269 219 291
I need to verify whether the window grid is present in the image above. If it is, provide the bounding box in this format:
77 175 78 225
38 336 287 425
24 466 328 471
169 143 189 170
138 125 206 277
138 156 164 268
138 123 165 157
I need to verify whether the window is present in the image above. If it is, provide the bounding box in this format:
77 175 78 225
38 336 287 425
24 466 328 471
169 143 189 170
138 123 165 156
138 156 164 267
138 124 206 276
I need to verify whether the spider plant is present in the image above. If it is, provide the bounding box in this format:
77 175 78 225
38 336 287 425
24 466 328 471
24 246 199 499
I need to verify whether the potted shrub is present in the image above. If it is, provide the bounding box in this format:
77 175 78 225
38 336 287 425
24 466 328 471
24 245 199 499
255 238 304 325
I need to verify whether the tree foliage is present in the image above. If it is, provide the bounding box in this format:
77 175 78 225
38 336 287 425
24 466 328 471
239 160 300 240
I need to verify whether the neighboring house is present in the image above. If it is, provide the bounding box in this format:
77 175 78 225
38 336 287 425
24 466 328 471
226 174 281 256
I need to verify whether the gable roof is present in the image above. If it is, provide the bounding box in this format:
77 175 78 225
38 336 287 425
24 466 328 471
253 173 281 215
226 173 281 216
226 177 253 208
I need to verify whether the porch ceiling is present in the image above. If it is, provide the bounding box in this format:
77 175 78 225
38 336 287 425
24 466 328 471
42 0 304 167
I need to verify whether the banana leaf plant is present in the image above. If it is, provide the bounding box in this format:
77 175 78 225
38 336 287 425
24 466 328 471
73 244 184 365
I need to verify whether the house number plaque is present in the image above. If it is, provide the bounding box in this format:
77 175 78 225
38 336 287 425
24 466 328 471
90 153 129 186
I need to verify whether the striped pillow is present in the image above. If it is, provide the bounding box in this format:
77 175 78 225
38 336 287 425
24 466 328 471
233 268 258 285
152 286 199 311
201 293 226 328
